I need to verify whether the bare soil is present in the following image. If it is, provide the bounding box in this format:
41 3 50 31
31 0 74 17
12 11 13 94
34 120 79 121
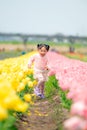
16 95 69 130
0 44 36 51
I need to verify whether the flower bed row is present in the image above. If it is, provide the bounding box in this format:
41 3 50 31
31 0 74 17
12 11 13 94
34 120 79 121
0 51 37 130
47 52 87 130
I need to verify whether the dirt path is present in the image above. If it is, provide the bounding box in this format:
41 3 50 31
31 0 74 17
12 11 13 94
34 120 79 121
17 96 69 130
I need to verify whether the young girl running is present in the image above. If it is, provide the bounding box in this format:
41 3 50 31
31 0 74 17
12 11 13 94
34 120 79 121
28 44 50 98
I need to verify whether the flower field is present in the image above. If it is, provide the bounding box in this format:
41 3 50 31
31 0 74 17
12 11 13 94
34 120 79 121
47 52 87 130
0 51 38 130
0 50 87 130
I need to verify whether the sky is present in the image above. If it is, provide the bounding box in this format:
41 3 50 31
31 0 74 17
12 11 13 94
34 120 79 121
0 0 87 36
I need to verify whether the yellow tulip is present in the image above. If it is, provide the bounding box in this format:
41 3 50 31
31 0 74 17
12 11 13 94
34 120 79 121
27 69 34 75
0 106 8 120
0 51 38 121
17 82 25 92
3 95 20 109
17 71 24 80
15 102 28 112
28 81 33 88
33 80 38 86
24 94 32 102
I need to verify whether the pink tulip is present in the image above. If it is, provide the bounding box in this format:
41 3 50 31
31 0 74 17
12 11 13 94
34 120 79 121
71 101 86 117
47 51 87 127
48 69 56 76
64 116 87 130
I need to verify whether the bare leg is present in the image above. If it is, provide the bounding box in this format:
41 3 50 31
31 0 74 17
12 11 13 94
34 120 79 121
34 80 45 96
37 80 44 88
40 81 45 95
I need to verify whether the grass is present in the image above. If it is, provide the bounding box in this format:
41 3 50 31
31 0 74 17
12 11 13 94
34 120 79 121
0 51 22 60
0 40 87 46
45 75 70 130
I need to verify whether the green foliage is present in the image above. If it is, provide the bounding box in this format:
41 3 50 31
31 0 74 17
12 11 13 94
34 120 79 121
45 75 71 130
17 74 34 100
0 115 17 130
45 75 72 110
0 41 21 44
17 84 32 101
27 74 34 80
0 51 21 60
45 75 58 98
66 53 87 62
58 90 72 110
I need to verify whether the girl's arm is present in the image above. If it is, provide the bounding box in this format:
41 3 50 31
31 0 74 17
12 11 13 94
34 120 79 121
28 55 35 68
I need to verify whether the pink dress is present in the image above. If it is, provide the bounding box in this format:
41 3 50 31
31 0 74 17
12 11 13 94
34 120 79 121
28 53 49 81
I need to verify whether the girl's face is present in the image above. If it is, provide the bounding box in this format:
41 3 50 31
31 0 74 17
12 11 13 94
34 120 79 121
38 46 48 56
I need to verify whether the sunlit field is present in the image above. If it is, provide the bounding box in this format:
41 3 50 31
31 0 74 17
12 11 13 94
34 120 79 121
0 41 87 130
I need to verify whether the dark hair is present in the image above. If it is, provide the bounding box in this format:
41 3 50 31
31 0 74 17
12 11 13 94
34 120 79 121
37 44 50 51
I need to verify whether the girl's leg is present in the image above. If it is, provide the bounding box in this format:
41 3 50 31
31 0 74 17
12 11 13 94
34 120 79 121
34 72 46 97
34 80 44 96
40 81 45 95
34 81 45 98
39 81 45 98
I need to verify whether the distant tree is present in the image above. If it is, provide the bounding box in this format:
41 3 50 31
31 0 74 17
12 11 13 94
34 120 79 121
69 37 75 53
21 35 28 51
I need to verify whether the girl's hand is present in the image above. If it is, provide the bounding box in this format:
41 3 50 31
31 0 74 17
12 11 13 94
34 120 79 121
44 66 49 70
28 64 31 69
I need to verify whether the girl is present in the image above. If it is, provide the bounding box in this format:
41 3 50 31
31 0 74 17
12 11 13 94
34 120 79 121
28 44 50 98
